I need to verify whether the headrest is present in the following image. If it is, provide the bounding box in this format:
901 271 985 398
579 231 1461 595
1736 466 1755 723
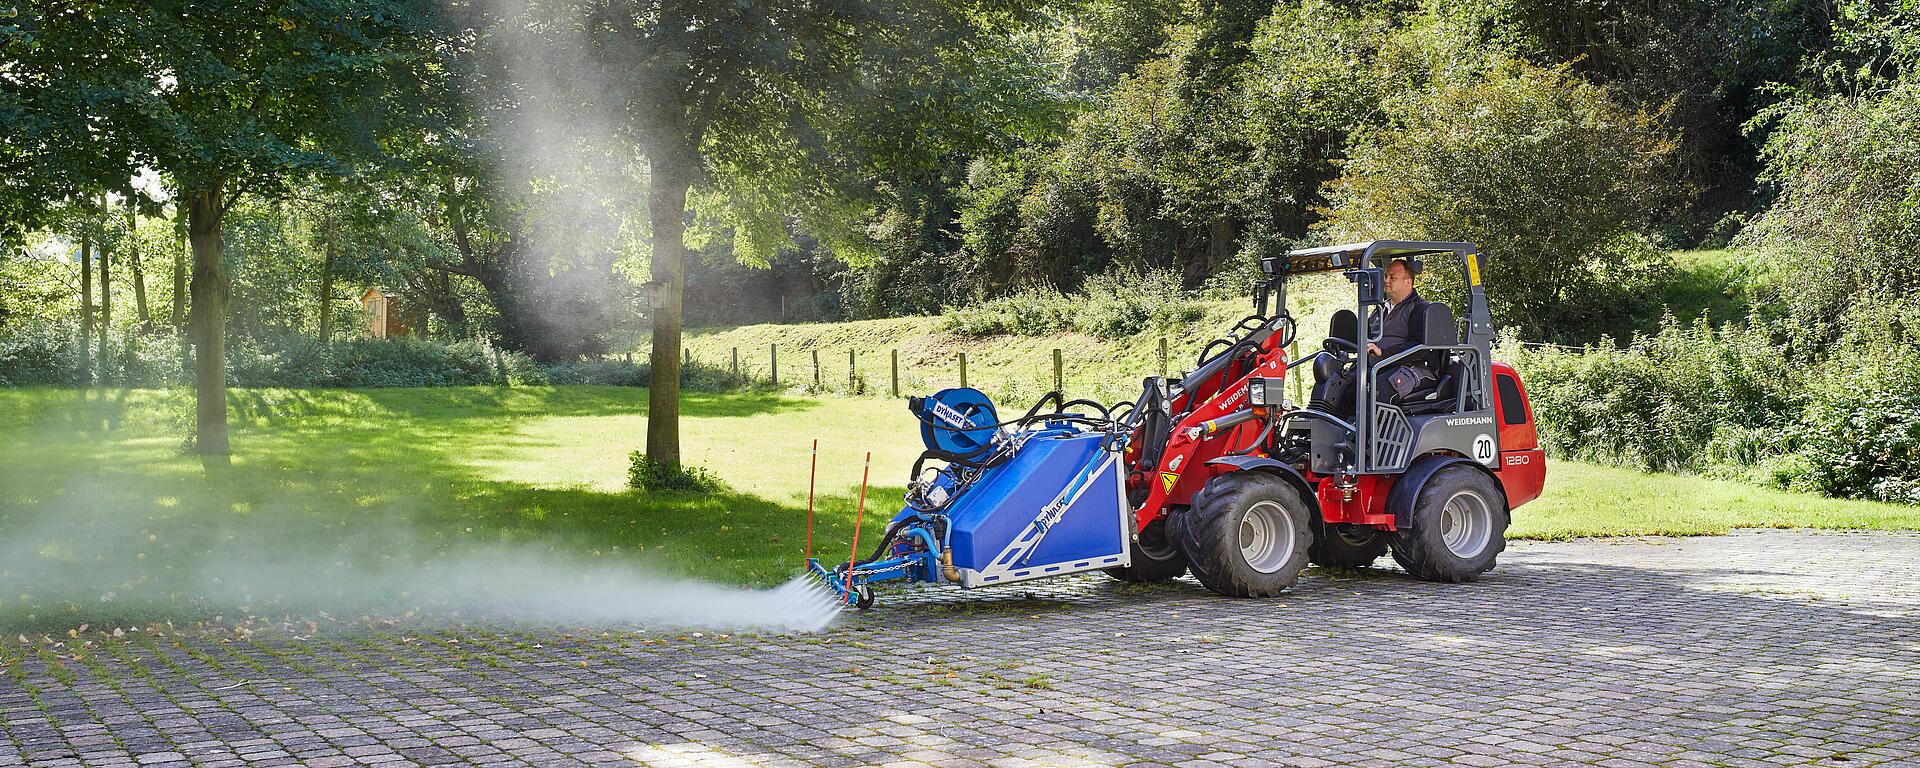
1329 309 1358 345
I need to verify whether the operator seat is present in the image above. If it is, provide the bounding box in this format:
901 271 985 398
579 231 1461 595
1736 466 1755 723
1400 302 1465 414
1309 310 1360 414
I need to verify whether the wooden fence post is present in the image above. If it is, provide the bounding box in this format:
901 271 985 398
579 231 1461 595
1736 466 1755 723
813 349 821 388
1289 340 1302 405
1159 337 1169 378
959 352 968 388
890 349 899 397
1052 348 1063 394
848 349 857 391
731 347 739 377
770 343 779 385
684 347 690 365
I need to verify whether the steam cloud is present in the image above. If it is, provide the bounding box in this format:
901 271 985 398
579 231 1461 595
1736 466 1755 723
0 469 842 632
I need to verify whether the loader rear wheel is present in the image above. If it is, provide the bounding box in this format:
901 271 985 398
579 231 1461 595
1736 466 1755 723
1171 472 1312 597
1103 519 1187 583
1309 523 1390 569
1389 466 1509 582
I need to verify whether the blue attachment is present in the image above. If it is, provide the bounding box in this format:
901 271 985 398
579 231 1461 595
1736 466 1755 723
916 387 998 457
940 431 1127 583
812 389 1131 606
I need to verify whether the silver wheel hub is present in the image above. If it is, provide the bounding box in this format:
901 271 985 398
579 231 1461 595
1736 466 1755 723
1238 500 1297 574
1440 489 1493 559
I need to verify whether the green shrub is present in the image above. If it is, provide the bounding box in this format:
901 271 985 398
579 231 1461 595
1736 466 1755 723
627 453 728 493
0 319 81 386
1501 316 1800 473
542 359 652 387
1791 338 1920 504
943 267 1202 339
227 336 336 387
0 330 782 394
328 339 498 387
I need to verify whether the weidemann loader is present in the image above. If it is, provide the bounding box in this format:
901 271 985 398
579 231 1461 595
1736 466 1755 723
809 241 1547 608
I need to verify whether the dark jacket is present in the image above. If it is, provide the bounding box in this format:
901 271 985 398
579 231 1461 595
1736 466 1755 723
1369 289 1430 360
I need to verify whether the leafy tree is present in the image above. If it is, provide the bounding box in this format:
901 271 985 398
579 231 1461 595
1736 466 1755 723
1482 0 1835 239
1742 1 1920 344
528 0 1058 468
1 1 440 458
1319 59 1684 340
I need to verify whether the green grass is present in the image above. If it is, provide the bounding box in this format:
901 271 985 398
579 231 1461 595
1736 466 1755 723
0 386 920 631
1515 461 1920 538
1650 248 1755 329
1 383 1915 632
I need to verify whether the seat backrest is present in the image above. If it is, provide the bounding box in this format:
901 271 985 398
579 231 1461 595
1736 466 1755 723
1330 309 1359 348
1420 302 1457 346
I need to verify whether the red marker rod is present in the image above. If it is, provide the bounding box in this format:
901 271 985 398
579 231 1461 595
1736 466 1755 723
804 439 819 560
846 452 872 594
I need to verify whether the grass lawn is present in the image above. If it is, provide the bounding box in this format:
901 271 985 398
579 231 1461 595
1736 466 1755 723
2 384 1916 633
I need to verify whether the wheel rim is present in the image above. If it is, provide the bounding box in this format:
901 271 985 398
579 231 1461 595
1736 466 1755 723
1139 521 1179 561
1238 500 1297 574
1440 489 1493 559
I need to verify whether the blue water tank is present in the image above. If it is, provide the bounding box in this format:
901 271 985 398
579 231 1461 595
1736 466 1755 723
942 432 1128 583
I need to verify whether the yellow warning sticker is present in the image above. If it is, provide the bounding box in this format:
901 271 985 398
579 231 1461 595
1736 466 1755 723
1160 472 1179 493
1466 253 1482 286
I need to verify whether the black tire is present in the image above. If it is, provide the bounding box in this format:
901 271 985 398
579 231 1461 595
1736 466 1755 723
1169 472 1313 597
1309 522 1391 568
1389 465 1510 582
1103 518 1188 582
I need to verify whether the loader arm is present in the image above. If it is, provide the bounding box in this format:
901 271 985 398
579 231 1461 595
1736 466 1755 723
1129 315 1294 531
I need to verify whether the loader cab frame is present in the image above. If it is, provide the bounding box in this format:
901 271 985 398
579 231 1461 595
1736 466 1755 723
1259 241 1500 476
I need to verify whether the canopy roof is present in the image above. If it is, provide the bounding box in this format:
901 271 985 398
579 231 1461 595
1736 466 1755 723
1264 240 1478 276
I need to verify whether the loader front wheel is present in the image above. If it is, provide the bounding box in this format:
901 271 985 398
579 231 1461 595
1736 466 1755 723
1103 519 1187 583
1389 465 1509 582
1172 472 1312 597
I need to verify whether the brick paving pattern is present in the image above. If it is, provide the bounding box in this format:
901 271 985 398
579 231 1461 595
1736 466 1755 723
3 529 1917 767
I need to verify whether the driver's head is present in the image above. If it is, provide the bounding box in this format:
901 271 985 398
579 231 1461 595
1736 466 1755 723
1384 259 1417 304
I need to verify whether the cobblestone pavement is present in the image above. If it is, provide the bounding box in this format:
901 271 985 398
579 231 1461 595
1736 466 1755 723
3 529 1917 768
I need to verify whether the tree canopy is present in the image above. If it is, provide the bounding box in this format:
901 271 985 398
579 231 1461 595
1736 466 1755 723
4 0 1919 474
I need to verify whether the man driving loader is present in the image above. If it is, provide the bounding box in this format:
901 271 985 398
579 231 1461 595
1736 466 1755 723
1369 258 1438 400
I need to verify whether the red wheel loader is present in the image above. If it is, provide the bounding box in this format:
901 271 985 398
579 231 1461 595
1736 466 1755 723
810 241 1546 607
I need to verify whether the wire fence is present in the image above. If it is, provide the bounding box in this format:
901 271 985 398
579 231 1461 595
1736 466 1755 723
684 338 1315 407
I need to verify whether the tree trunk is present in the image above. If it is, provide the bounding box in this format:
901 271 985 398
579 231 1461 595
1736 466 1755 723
170 210 187 329
129 191 150 331
437 181 471 337
1206 216 1238 279
78 230 93 386
318 227 334 345
98 194 112 385
433 269 466 337
644 166 691 469
187 183 230 459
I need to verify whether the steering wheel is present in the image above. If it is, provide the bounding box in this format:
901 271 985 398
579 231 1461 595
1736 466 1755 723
1323 336 1359 354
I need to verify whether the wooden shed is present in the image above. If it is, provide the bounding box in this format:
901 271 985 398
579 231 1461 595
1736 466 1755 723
359 287 413 339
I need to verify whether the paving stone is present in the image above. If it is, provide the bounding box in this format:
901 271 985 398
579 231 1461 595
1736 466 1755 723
4 530 1919 767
